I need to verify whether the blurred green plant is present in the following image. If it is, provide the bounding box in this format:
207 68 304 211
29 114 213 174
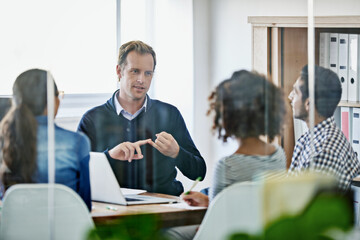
229 189 354 240
87 214 169 240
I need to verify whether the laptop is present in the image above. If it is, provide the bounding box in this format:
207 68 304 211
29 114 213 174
89 152 177 205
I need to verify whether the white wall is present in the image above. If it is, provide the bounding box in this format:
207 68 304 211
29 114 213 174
192 0 213 191
193 0 360 189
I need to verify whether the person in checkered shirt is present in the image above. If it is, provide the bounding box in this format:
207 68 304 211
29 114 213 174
288 65 360 190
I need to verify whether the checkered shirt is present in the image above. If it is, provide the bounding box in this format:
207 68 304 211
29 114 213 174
288 117 360 190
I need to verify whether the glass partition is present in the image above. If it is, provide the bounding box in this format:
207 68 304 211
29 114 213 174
1 0 360 239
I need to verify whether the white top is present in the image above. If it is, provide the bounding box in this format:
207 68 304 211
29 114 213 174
209 145 287 200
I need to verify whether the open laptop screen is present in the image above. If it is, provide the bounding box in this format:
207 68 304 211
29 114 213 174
89 152 177 205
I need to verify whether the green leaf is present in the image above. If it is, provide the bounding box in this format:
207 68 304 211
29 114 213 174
87 214 169 240
229 188 354 240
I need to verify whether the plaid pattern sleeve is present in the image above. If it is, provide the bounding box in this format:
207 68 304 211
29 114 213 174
288 117 360 190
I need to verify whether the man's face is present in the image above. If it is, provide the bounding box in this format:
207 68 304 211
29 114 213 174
288 77 308 121
117 51 154 102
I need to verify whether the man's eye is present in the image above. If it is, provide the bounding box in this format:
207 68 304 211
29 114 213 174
145 72 153 76
132 69 139 73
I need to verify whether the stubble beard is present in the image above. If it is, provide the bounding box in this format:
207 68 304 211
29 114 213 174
294 104 308 122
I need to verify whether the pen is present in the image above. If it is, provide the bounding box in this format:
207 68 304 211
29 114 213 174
184 177 202 195
106 205 118 211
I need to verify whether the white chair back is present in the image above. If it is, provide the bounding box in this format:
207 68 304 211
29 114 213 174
0 184 95 240
193 174 337 240
194 182 263 240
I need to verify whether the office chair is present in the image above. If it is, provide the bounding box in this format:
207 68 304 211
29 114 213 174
193 181 263 240
193 174 338 240
0 184 95 240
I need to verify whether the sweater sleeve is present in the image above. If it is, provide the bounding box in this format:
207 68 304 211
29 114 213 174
172 110 206 181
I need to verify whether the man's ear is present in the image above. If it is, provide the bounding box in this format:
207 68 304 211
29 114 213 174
304 98 310 112
116 65 122 81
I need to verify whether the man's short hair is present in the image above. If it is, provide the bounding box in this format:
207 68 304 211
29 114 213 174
117 40 156 71
299 65 342 118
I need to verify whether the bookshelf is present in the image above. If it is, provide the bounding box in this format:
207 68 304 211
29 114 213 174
248 16 360 168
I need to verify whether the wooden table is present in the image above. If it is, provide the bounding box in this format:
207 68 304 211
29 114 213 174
91 193 207 228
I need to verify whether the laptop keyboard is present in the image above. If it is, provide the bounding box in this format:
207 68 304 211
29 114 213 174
125 197 144 202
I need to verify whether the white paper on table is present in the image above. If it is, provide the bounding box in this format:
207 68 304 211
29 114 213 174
121 188 147 195
163 202 207 210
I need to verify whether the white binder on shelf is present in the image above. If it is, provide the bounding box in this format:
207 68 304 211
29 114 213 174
338 34 349 101
319 32 330 69
341 107 352 143
329 33 339 75
352 108 360 161
349 34 360 102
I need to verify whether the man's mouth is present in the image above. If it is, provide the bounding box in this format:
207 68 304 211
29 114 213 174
133 86 145 90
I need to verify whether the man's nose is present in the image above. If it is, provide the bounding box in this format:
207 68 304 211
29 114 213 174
137 74 145 83
288 91 294 100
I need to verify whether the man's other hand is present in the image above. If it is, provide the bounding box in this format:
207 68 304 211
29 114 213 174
149 131 180 158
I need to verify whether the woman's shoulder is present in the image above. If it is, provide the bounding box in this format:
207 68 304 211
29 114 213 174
55 125 86 139
217 145 285 163
271 145 286 159
54 125 90 151
216 154 248 168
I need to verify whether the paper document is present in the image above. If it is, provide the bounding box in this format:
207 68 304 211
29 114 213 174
121 188 147 195
164 202 207 210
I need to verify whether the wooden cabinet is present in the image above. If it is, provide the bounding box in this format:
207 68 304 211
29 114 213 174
248 16 360 168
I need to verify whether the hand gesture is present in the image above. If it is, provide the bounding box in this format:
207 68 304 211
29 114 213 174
181 191 209 207
148 131 180 158
108 139 151 162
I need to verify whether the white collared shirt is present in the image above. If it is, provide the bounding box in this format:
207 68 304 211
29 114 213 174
114 92 147 120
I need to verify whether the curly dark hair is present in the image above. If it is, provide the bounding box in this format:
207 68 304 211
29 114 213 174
208 70 286 142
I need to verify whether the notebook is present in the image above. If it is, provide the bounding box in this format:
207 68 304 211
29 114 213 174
89 152 177 205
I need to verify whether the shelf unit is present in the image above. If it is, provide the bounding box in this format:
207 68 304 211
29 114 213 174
248 16 360 167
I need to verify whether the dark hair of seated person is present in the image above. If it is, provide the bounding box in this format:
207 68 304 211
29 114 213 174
0 69 58 190
208 70 286 142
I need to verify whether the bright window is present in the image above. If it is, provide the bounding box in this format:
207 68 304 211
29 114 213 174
120 0 194 133
0 0 117 95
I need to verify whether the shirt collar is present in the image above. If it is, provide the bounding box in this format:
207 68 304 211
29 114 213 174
313 117 334 137
114 91 147 116
305 116 335 150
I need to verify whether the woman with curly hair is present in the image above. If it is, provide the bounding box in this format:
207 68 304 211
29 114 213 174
164 70 288 240
0 69 91 210
183 69 287 206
